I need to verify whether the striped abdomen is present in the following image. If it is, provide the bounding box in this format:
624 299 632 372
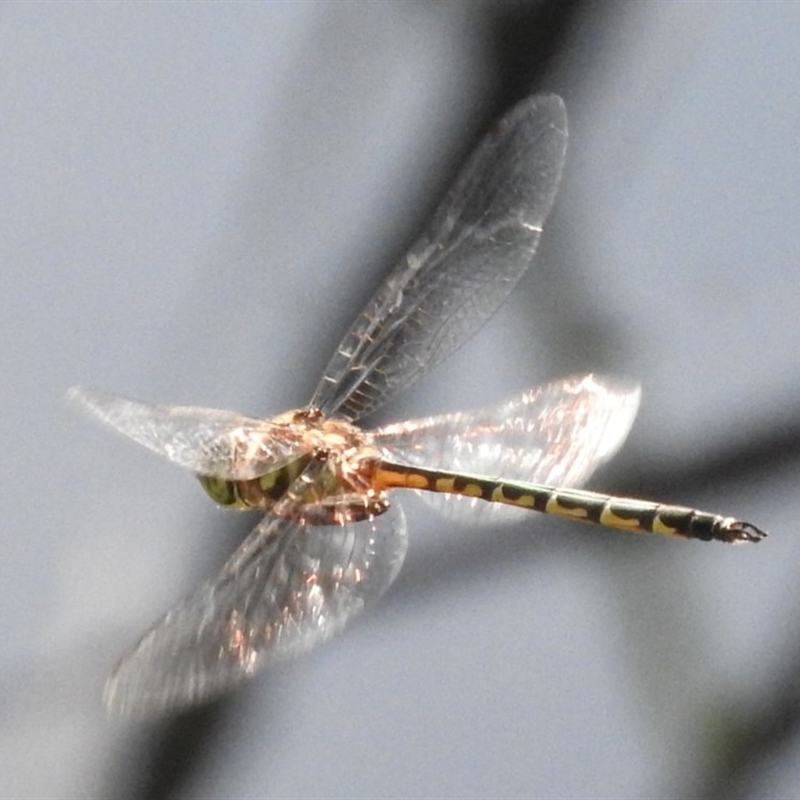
373 462 765 544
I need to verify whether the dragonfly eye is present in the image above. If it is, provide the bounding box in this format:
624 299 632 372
197 474 246 509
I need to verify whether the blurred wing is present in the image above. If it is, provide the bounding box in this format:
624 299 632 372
310 94 567 422
372 374 641 521
104 500 408 716
69 386 306 479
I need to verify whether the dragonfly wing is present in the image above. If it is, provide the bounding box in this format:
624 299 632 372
103 499 407 716
372 374 641 521
69 387 306 479
310 94 567 422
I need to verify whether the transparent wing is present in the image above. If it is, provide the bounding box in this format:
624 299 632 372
69 387 306 479
103 488 408 716
310 94 567 422
372 374 641 521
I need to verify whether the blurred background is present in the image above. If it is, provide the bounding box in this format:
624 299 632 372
2 1 799 797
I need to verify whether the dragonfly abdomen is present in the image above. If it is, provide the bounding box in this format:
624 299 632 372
373 462 765 544
537 487 764 543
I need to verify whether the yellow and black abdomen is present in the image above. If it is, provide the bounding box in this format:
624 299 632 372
373 461 765 544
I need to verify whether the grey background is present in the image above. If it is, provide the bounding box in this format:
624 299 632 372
2 1 799 798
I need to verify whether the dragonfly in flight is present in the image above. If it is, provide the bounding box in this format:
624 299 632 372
71 94 765 717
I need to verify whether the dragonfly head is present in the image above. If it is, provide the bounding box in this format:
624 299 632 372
197 474 249 509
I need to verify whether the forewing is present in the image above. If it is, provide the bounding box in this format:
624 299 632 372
311 94 567 422
103 502 408 716
69 387 306 479
372 374 641 521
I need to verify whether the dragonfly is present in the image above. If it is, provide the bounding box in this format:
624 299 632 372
71 94 766 717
